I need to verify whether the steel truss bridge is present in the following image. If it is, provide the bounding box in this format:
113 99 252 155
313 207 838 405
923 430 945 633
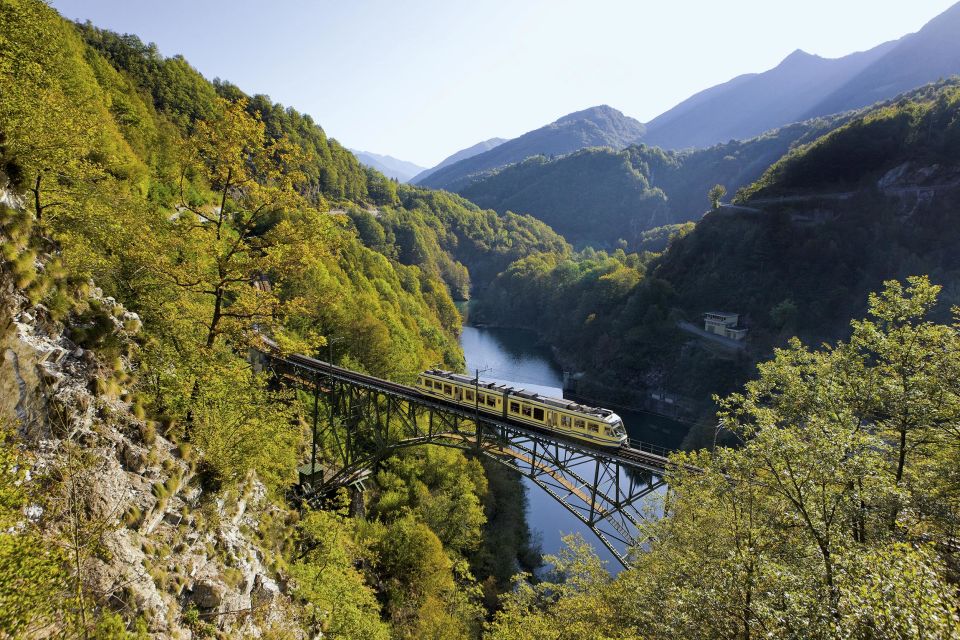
253 344 673 567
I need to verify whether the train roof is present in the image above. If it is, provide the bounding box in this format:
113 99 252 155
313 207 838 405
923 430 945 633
422 369 617 419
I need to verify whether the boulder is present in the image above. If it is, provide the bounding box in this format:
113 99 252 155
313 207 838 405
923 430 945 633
191 579 227 610
252 573 281 608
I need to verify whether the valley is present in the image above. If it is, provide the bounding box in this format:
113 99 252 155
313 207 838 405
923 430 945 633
2 0 960 637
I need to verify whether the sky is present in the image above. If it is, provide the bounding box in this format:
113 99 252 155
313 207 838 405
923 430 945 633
51 0 959 168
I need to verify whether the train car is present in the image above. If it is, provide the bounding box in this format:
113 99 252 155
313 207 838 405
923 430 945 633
415 369 627 447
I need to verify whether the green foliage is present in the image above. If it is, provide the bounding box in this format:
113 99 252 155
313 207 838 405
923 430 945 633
350 185 570 298
491 278 960 638
470 459 542 602
707 183 726 209
487 536 634 640
0 424 68 636
458 114 849 249
740 80 960 200
362 515 483 639
290 510 390 640
370 447 488 555
188 354 299 490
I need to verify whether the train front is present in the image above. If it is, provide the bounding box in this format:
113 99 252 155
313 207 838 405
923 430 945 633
606 413 628 446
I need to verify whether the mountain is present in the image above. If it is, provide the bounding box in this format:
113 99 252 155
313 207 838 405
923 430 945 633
350 149 426 182
642 1 960 150
641 45 896 150
411 137 507 184
474 79 960 419
459 113 851 248
417 105 646 191
804 1 960 117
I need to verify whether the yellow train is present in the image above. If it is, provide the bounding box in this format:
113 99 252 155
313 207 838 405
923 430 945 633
415 369 628 447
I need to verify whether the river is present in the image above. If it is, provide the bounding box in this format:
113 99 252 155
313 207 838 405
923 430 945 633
459 324 689 571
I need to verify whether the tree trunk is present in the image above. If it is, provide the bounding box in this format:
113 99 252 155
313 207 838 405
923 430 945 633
32 172 43 222
206 287 224 348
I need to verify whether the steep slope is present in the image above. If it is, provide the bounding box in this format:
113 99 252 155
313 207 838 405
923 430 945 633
473 80 960 416
0 2 554 635
806 1 960 117
351 149 426 182
418 105 646 191
460 114 850 248
642 45 895 150
411 137 507 184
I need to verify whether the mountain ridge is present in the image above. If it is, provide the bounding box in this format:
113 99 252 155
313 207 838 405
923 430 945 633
641 1 960 150
416 105 646 191
350 149 426 182
411 137 507 184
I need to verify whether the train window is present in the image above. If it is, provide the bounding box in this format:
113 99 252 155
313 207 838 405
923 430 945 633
465 390 474 401
575 419 585 430
509 401 520 413
424 379 432 388
588 423 599 433
533 408 544 421
487 396 497 407
605 428 612 436
521 405 532 417
476 392 484 403
444 384 452 394
561 415 571 427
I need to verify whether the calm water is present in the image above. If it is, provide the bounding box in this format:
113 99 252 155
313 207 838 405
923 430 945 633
459 324 689 570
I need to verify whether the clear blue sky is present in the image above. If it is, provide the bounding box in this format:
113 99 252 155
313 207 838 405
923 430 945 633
51 0 959 167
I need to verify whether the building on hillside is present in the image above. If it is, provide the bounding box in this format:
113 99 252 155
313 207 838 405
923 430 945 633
703 312 748 341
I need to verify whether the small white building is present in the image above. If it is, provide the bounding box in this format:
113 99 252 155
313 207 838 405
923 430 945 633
703 312 748 341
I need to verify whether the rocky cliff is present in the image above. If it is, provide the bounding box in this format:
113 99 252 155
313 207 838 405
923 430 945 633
0 181 302 638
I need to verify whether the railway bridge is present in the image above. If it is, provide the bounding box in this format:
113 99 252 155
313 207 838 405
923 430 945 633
252 341 674 567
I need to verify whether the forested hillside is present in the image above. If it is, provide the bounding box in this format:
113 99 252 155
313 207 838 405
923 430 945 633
459 114 849 248
0 1 550 635
474 80 960 427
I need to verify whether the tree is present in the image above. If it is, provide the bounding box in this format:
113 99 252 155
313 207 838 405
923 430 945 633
290 510 390 640
488 535 636 640
168 96 308 350
485 278 960 639
708 183 727 209
847 276 960 533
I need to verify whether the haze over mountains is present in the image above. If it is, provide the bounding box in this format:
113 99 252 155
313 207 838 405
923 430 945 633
414 105 646 191
410 1 960 198
350 149 426 182
411 137 507 184
644 1 960 149
458 113 852 248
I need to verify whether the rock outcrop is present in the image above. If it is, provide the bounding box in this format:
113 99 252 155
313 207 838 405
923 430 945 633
0 184 303 638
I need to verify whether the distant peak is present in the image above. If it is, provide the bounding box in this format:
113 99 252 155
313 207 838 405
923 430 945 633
773 48 827 71
554 105 627 124
784 48 813 60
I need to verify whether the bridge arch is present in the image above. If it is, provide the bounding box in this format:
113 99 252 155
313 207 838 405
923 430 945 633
254 345 671 567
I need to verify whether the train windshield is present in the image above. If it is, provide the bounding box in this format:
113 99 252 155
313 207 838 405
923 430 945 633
609 414 626 437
